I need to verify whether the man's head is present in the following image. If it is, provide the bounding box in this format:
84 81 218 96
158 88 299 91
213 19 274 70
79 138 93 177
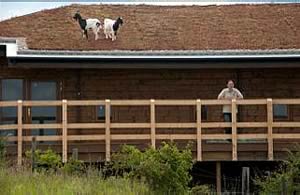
227 80 234 90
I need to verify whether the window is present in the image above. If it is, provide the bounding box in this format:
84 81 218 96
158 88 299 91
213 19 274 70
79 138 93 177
97 105 113 121
0 79 23 137
273 104 289 119
97 105 106 120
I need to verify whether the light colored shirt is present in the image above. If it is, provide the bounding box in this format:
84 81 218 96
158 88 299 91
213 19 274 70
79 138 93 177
218 88 243 113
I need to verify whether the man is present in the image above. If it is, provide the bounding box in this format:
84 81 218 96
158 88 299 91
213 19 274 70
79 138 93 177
218 80 244 136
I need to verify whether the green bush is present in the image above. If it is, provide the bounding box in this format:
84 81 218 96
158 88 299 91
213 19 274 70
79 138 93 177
25 148 62 171
190 185 213 195
0 136 6 163
62 157 85 174
112 142 193 194
255 149 300 194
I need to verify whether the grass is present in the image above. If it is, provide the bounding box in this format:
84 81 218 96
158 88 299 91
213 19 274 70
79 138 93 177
0 166 153 195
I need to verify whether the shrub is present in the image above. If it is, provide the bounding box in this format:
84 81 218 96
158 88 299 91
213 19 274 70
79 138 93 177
190 185 213 195
25 148 62 171
62 157 85 174
255 149 300 194
112 142 193 194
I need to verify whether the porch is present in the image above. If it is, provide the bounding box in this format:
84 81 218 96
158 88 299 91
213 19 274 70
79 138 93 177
1 98 300 165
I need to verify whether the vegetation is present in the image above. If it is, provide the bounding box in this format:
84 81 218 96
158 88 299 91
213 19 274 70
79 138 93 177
111 142 194 194
0 140 199 195
255 149 300 194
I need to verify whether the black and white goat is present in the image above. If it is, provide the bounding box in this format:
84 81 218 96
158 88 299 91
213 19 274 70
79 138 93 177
103 17 123 41
73 12 102 40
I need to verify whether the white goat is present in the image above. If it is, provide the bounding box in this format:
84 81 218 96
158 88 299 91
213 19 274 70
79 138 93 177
103 17 123 41
73 12 102 40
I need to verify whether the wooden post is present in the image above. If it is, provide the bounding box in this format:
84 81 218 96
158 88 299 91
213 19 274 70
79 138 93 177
150 99 156 149
62 99 68 163
267 98 274 160
216 162 222 195
231 99 238 161
242 167 250 195
72 148 78 160
17 100 23 166
31 136 37 172
105 99 111 161
196 99 202 161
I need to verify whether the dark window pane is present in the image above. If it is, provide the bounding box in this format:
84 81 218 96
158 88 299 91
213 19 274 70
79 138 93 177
97 105 105 120
273 104 288 118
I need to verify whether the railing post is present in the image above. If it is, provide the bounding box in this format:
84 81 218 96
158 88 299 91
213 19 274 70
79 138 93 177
150 99 156 149
267 98 274 160
62 99 68 163
231 99 237 161
105 99 111 161
17 100 23 166
196 99 202 161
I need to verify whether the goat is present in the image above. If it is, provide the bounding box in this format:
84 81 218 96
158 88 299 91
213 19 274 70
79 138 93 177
103 17 123 41
73 12 102 40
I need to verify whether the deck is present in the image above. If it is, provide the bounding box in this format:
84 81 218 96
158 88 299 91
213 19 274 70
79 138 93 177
1 98 300 165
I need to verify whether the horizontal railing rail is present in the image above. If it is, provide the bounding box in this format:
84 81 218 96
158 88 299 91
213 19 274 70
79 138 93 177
0 98 300 165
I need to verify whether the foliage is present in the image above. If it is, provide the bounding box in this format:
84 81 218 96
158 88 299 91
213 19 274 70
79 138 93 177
62 157 85 174
112 142 193 194
0 136 6 164
255 149 300 194
190 185 214 195
25 148 62 171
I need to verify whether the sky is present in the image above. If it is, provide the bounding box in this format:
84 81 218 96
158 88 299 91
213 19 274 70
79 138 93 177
0 1 299 21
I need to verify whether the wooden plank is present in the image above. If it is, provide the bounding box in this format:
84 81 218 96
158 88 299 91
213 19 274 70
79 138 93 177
111 134 151 140
111 100 150 106
236 99 267 105
202 134 232 140
273 99 300 105
237 134 268 139
0 101 18 107
150 99 156 148
105 99 111 161
156 123 196 128
22 124 62 129
216 162 221 195
196 99 202 161
62 100 68 163
201 99 231 105
111 123 150 128
23 136 62 142
23 101 62 106
202 122 231 128
156 134 196 140
155 100 196 105
17 100 23 166
273 134 300 139
68 123 105 129
68 135 105 141
237 122 267 128
0 124 18 130
273 122 300 128
232 99 237 161
267 98 274 160
68 100 105 106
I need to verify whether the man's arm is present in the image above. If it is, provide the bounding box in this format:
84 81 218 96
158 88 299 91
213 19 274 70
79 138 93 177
218 89 226 99
234 88 244 99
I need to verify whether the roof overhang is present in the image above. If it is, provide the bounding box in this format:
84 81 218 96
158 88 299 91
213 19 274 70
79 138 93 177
1 37 300 69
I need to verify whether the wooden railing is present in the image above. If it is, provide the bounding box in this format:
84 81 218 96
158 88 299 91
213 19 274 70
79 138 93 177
1 98 300 165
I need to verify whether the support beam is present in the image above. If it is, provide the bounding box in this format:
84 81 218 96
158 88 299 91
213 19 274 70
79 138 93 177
17 100 23 166
105 99 111 161
196 99 202 161
62 99 68 163
267 98 274 160
150 99 156 148
231 99 237 161
216 162 222 195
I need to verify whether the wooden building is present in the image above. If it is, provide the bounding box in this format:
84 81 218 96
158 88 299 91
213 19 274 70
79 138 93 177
0 3 299 192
